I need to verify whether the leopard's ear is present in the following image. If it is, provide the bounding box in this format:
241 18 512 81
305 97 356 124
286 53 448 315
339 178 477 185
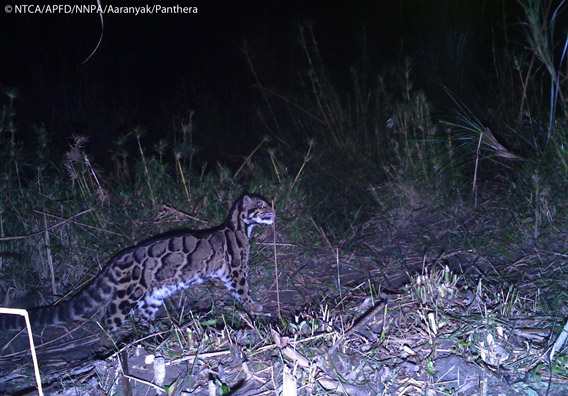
241 194 252 207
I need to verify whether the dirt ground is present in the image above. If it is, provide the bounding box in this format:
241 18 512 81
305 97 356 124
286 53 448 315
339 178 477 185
1 200 567 395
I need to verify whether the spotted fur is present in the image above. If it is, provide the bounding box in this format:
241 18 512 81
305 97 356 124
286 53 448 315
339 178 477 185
0 194 275 332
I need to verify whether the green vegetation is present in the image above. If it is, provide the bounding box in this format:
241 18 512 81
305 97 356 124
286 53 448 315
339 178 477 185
1 1 568 394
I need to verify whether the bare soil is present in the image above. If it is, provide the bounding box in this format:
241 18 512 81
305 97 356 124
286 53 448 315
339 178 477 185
1 199 567 395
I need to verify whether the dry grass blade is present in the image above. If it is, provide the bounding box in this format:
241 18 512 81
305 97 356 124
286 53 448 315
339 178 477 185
481 128 524 160
271 199 281 318
155 203 209 225
271 329 370 396
328 300 387 354
551 318 568 360
0 208 96 241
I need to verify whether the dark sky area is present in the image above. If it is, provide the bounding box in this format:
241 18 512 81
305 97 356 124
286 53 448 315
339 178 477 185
0 1 530 167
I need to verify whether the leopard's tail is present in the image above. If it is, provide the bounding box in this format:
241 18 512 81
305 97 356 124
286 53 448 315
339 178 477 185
0 271 114 331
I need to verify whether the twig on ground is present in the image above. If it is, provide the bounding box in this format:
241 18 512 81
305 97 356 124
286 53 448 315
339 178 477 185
328 300 387 354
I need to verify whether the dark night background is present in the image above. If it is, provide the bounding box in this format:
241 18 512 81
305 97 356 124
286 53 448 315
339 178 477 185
2 5 568 391
0 1 531 168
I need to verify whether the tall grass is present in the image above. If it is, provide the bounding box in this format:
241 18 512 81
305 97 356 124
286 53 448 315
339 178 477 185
3 7 568 394
238 3 568 244
445 0 568 238
0 92 312 303
1 0 567 311
244 25 490 242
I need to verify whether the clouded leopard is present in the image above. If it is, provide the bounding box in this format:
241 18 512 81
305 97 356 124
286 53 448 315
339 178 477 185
0 194 275 333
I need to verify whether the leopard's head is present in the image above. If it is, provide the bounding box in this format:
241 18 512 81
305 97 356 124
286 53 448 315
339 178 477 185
230 193 275 236
241 194 275 226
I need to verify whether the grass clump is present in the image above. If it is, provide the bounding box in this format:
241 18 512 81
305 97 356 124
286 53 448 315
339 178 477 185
0 93 314 308
2 3 568 394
